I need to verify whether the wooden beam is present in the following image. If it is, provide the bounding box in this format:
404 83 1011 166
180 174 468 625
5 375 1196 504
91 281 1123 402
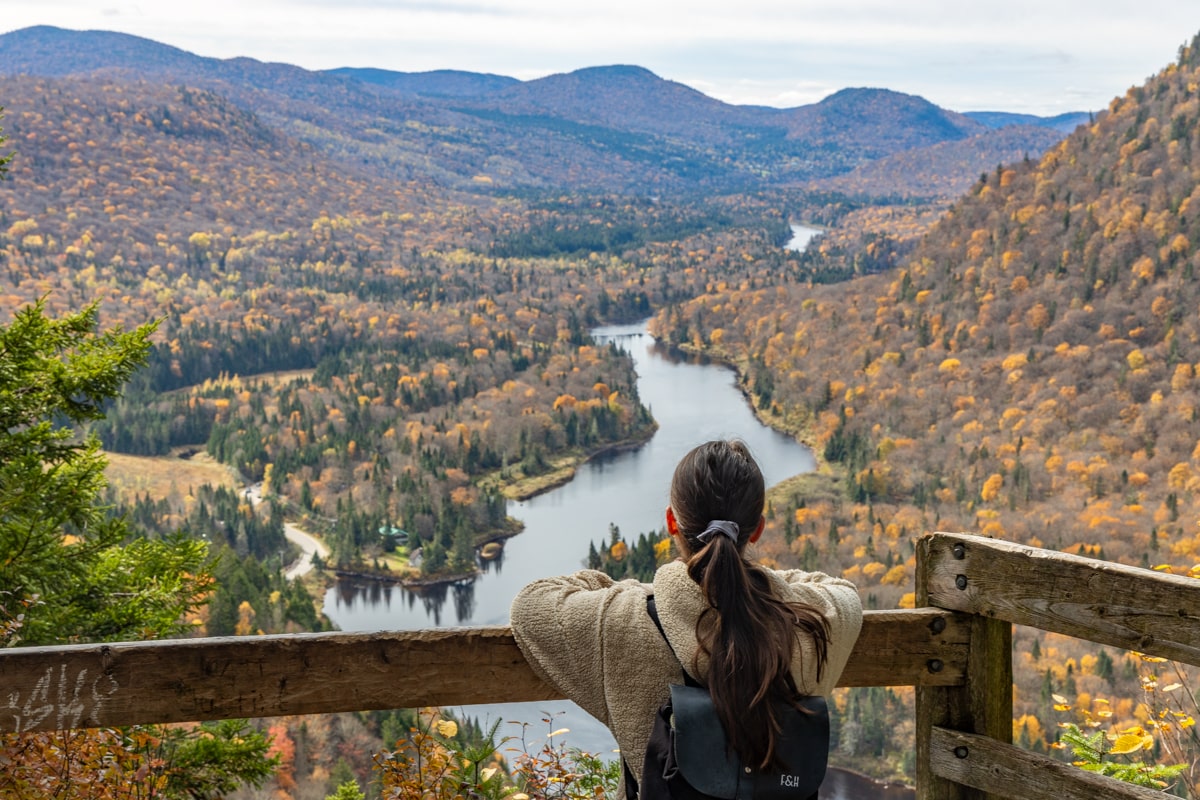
0 627 555 734
929 727 1169 800
0 610 965 733
922 532 1200 667
837 608 970 688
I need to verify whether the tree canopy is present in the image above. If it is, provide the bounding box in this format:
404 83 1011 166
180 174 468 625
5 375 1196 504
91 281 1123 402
0 298 211 644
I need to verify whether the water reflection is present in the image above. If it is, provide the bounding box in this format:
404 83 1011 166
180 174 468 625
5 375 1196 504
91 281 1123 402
819 769 914 800
452 580 476 622
646 337 711 365
332 577 474 626
479 546 506 575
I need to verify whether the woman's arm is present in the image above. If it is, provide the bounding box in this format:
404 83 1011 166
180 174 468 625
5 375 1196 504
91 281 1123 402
510 570 643 728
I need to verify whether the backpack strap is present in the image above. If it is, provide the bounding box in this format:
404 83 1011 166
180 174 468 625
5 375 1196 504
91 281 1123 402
624 593 704 799
646 594 702 688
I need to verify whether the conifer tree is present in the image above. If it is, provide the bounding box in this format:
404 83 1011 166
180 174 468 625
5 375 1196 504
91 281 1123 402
0 298 211 643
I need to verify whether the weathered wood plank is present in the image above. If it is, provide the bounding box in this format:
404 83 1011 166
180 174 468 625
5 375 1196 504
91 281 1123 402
917 535 1013 800
0 627 555 734
839 608 970 688
923 532 1200 666
929 727 1169 800
917 539 976 800
962 613 1012 800
0 611 965 733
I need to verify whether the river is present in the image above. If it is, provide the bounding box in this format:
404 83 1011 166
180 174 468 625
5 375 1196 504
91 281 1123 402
322 223 914 799
785 223 822 252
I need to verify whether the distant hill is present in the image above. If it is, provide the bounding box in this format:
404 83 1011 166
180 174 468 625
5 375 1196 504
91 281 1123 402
0 25 1074 194
813 124 1066 199
476 64 765 141
964 110 1091 133
0 74 446 263
785 87 983 155
0 24 208 75
324 67 518 97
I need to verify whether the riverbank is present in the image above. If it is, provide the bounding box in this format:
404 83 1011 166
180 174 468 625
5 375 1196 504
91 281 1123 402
320 423 656 591
343 431 660 588
653 322 866 515
726 359 859 501
330 515 525 588
478 424 658 502
665 336 822 457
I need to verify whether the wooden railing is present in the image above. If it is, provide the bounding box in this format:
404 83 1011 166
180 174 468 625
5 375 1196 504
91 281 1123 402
2 532 1198 800
916 532 1200 800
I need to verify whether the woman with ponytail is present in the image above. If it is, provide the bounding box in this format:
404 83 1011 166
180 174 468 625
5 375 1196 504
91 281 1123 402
511 439 862 796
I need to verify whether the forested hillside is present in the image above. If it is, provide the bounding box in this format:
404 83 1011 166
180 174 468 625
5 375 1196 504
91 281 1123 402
0 74 695 585
814 124 1068 200
655 32 1200 774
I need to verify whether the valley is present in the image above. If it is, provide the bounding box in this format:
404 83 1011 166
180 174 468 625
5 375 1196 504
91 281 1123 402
5 20 1200 798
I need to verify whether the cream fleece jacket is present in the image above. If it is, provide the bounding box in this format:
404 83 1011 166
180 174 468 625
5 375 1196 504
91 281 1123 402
510 560 862 785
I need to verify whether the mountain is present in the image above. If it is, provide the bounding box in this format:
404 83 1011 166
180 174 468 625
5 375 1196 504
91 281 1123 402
0 24 361 108
478 64 764 141
786 87 984 153
0 24 208 75
964 110 1091 133
0 74 449 273
0 25 1071 193
323 67 518 97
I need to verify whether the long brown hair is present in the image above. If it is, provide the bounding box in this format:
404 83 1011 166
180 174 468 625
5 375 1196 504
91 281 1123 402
670 439 831 770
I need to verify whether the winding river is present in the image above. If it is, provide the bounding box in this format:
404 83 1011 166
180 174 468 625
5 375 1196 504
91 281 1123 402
323 224 914 799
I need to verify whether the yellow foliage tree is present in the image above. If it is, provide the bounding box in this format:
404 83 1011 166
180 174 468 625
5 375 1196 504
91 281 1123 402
234 600 256 636
981 473 1004 503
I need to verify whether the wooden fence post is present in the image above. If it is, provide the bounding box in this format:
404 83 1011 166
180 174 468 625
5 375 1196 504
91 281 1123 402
916 533 1013 800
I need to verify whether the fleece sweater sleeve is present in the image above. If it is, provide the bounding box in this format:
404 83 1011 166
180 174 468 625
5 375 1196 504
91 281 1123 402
774 570 864 693
510 569 642 730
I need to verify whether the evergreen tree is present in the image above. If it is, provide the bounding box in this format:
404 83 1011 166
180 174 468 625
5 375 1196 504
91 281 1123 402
0 298 212 644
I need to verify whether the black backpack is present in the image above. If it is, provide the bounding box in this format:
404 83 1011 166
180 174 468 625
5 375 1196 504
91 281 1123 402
624 596 828 800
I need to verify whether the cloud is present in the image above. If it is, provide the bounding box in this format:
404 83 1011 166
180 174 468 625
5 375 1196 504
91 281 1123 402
1 0 1199 113
282 0 508 14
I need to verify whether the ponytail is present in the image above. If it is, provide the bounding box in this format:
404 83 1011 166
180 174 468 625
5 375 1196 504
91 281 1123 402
671 441 831 771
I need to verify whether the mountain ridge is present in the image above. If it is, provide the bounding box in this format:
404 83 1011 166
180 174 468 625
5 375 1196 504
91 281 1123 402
0 25 1081 193
964 109 1091 133
324 67 519 97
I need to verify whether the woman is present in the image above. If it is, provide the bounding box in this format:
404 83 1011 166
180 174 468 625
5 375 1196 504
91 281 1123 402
510 439 862 796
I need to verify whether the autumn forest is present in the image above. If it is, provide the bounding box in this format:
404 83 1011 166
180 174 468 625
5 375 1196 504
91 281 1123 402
5 21 1200 799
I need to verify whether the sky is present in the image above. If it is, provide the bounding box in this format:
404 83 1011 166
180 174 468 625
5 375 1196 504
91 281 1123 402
3 1 1200 115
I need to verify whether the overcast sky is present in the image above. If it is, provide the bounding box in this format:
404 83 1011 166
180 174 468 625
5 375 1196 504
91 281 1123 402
3 1 1200 114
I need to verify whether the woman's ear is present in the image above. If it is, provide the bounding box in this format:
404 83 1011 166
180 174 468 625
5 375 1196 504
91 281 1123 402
749 515 765 543
666 506 679 536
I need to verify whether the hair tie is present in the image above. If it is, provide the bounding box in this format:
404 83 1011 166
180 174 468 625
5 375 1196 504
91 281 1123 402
696 520 740 545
